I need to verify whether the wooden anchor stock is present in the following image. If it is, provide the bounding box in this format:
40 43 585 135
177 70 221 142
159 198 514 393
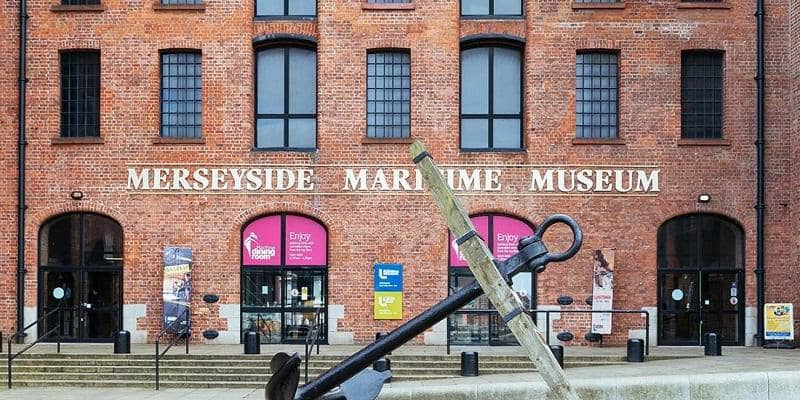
265 141 584 400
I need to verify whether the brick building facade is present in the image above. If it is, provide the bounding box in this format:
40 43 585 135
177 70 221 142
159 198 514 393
1 0 798 347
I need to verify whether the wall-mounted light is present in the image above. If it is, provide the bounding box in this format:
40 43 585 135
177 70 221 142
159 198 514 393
698 194 711 203
70 191 83 200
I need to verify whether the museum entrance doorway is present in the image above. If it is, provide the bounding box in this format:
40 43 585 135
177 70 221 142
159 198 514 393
38 213 123 342
657 213 744 346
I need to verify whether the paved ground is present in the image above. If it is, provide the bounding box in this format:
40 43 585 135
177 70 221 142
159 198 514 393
0 346 797 399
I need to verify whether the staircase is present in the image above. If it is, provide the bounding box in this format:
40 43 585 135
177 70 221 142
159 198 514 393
0 353 657 389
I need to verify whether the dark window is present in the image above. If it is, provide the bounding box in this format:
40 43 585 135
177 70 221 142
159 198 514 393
460 46 522 150
681 51 723 139
461 0 522 16
658 214 743 270
576 52 618 139
255 46 317 149
256 0 315 17
61 0 100 4
367 51 411 138
60 51 100 138
160 52 202 138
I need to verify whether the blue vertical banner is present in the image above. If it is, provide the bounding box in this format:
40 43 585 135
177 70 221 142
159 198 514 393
374 263 403 320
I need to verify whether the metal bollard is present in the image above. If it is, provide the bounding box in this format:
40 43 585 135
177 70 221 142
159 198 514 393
244 331 260 354
113 330 131 354
626 338 644 362
373 358 392 383
704 332 722 356
460 351 479 376
549 345 564 368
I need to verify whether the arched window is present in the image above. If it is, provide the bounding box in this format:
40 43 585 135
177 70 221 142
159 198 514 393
657 213 745 346
460 38 523 150
38 213 123 342
241 214 327 344
448 214 534 345
255 41 317 150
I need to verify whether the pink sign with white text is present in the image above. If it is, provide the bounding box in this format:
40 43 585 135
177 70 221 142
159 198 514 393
449 216 489 267
242 215 282 266
492 215 534 260
285 215 327 266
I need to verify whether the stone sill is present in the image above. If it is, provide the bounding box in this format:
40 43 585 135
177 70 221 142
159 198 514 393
361 2 415 11
152 137 206 145
572 138 626 145
51 136 104 145
572 2 626 10
51 4 107 12
153 3 206 11
361 137 414 144
677 138 731 146
677 2 731 9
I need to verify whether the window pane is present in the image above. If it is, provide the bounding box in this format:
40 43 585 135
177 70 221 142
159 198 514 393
41 214 81 267
461 119 489 149
288 118 316 148
160 52 201 138
461 48 489 114
681 52 723 139
60 52 100 138
257 118 284 148
242 270 282 308
243 312 281 344
289 48 316 114
257 49 284 114
493 118 521 149
367 51 411 138
494 0 522 15
288 0 315 15
82 214 123 267
576 52 618 139
461 0 490 15
493 47 521 114
256 0 283 16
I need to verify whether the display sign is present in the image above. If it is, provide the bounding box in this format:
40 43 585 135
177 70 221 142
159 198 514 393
285 215 327 266
449 215 534 267
374 263 403 320
163 247 192 332
242 215 281 266
765 303 795 341
449 217 489 267
590 249 615 335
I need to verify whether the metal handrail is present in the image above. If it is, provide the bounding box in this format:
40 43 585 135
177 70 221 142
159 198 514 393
155 307 190 390
8 307 62 388
303 308 323 383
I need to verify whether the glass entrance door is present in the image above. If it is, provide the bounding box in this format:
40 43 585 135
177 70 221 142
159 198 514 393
41 269 121 341
658 270 743 345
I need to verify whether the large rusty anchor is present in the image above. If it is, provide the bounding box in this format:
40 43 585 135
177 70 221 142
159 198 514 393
266 142 584 400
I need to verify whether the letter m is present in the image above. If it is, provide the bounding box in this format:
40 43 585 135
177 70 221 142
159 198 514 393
127 168 151 190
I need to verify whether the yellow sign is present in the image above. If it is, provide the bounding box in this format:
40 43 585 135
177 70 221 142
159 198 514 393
374 292 403 320
765 303 795 341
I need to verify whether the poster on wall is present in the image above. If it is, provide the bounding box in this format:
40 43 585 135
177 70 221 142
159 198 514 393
374 263 403 320
242 215 282 266
163 247 192 332
765 303 795 341
590 249 615 335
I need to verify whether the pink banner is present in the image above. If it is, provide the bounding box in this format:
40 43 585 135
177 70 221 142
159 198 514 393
449 216 489 267
242 215 282 266
285 215 327 266
492 215 534 260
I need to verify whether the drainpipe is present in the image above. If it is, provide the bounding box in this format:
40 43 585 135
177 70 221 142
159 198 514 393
16 0 28 343
754 0 765 347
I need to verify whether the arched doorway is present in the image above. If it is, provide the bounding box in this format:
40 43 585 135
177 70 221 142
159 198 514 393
38 213 123 342
448 214 535 345
240 214 328 344
657 213 745 345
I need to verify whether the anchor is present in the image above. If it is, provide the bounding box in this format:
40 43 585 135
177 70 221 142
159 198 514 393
266 142 585 400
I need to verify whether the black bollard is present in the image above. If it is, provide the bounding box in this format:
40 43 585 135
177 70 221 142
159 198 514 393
626 338 644 362
372 358 391 383
704 332 722 356
549 345 564 368
460 351 479 376
244 331 260 354
114 330 131 354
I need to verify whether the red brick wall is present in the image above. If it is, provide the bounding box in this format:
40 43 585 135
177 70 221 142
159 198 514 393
0 0 794 345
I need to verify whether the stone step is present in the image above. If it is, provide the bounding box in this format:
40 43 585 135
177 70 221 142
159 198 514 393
11 353 638 362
